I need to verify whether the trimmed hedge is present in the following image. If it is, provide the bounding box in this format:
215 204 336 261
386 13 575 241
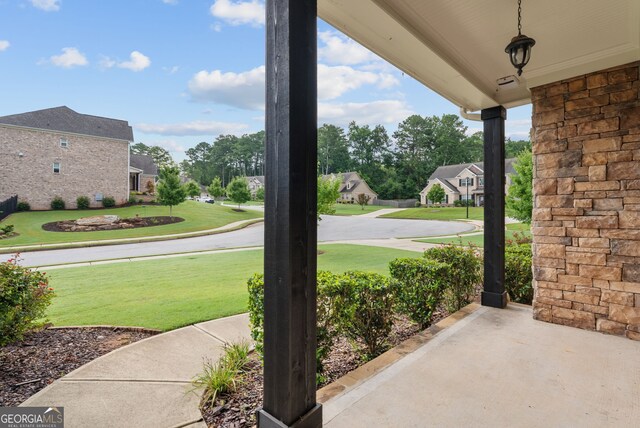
102 196 116 208
389 258 449 329
424 245 482 313
51 196 65 210
76 196 90 210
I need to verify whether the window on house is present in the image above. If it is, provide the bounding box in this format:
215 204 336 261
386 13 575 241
60 139 69 148
459 177 474 186
53 162 61 173
479 177 485 186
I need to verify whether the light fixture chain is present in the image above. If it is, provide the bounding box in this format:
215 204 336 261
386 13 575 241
517 0 522 35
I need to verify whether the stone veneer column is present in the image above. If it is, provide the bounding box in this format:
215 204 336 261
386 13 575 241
531 61 640 341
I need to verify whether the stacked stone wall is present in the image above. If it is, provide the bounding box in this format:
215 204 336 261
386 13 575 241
531 61 640 340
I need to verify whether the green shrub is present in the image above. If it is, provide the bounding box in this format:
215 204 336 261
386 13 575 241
0 224 15 234
76 196 90 210
247 271 340 378
51 196 65 210
424 244 482 313
330 271 397 360
247 274 265 355
102 196 116 208
505 244 533 304
16 201 30 212
389 258 450 329
0 256 54 346
128 196 137 205
220 341 251 373
453 199 474 207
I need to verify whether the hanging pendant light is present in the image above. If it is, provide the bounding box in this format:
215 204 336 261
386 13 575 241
505 0 536 76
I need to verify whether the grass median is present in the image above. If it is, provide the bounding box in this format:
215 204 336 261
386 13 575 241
45 244 419 331
332 204 384 216
415 223 531 247
380 206 484 221
0 201 262 247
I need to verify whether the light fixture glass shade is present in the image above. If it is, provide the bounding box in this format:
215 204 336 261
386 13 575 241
505 34 536 76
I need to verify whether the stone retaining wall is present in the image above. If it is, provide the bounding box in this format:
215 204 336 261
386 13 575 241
531 61 640 341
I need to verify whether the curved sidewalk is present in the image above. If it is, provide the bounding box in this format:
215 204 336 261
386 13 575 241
0 218 263 254
21 313 252 428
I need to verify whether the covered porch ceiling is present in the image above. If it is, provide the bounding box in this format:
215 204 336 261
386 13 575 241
319 0 640 112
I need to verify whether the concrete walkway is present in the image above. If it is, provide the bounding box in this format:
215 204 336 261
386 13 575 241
357 208 405 218
22 314 252 428
323 305 640 427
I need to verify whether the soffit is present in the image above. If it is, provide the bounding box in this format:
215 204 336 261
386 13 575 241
319 0 640 111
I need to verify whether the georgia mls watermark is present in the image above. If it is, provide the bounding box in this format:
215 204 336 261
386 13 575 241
0 407 64 428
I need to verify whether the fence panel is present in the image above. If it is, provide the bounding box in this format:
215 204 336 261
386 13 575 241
0 195 18 221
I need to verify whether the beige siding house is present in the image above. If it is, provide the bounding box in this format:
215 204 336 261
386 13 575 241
419 159 516 206
324 171 378 204
0 106 133 210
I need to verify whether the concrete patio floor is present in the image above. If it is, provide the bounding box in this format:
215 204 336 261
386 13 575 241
322 304 639 428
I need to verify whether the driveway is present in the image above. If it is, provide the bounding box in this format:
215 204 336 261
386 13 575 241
4 216 474 267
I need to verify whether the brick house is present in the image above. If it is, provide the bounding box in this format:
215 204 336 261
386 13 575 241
0 106 133 209
419 159 516 206
129 154 158 193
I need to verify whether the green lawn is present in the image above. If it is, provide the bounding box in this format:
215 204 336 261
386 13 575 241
415 223 531 247
332 204 384 216
380 207 484 221
0 201 262 247
45 244 419 331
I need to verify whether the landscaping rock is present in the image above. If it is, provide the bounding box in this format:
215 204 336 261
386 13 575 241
75 215 120 226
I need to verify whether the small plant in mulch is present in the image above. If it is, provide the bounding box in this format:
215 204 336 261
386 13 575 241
0 224 17 239
192 341 252 408
41 216 184 232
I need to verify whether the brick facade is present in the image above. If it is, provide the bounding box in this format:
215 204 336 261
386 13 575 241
0 125 129 209
531 61 640 341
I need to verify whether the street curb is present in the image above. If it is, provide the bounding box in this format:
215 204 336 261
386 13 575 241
0 218 263 254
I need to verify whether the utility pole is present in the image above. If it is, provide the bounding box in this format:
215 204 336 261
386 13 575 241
466 179 470 219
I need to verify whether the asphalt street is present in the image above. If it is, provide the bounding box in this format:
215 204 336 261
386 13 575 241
2 215 474 267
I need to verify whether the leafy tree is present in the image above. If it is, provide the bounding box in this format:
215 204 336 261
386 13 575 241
255 186 265 201
348 122 390 195
356 193 371 210
427 183 445 204
131 143 176 168
506 149 533 223
226 177 251 209
317 175 341 220
318 124 351 175
184 180 201 199
157 166 186 219
207 177 225 199
505 138 532 158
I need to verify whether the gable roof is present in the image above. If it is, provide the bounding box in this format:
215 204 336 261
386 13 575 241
0 106 134 141
246 175 265 185
130 154 158 176
429 158 517 181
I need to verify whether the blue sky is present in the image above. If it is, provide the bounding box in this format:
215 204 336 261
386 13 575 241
0 0 532 161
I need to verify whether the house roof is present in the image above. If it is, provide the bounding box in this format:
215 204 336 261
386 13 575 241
429 158 517 181
130 154 158 176
437 179 460 194
246 175 265 185
0 106 134 141
319 0 639 111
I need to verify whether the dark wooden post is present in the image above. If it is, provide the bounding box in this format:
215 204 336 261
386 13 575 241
481 106 508 309
258 0 322 427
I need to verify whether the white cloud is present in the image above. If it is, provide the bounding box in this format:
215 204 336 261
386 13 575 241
189 64 399 109
49 47 88 68
30 0 60 11
188 65 265 110
210 23 223 32
506 118 532 140
318 64 398 100
136 120 249 136
318 31 377 65
147 140 186 153
118 51 151 72
163 65 180 74
319 100 414 127
99 55 116 69
209 0 264 27
0 40 9 51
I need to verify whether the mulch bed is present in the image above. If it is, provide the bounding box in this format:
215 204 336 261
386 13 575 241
42 216 184 232
0 328 155 406
201 311 453 428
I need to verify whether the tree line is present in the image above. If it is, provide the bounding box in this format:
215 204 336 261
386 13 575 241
137 114 530 200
